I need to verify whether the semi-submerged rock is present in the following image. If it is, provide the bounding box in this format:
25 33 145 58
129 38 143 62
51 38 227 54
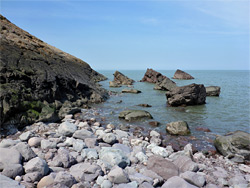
141 68 167 83
214 131 250 162
0 15 108 135
173 69 194 80
206 86 221 96
119 110 153 121
112 71 134 86
154 77 177 91
122 88 141 94
166 121 191 136
166 84 206 106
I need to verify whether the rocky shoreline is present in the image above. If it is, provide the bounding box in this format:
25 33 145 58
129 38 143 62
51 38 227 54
0 108 249 188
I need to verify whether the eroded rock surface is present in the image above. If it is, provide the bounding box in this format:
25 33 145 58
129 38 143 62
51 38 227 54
173 69 194 80
0 15 107 135
141 69 166 83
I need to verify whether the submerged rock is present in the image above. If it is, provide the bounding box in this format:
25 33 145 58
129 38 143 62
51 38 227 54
137 104 152 107
206 86 221 96
166 83 206 106
113 71 134 85
0 15 107 135
119 110 153 121
141 68 167 83
154 77 177 91
122 88 141 94
173 69 194 80
166 121 191 136
214 131 250 161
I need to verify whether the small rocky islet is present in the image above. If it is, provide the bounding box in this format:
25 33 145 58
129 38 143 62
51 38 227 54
0 15 249 188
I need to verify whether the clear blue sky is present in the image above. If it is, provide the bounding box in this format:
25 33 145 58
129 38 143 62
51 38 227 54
1 0 249 70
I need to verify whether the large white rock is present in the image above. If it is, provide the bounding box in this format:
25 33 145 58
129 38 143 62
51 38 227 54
108 166 129 183
24 157 49 176
0 148 22 170
103 133 117 144
58 121 77 136
99 147 130 168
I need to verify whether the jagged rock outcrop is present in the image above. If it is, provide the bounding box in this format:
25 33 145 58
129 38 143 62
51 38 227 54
173 69 194 80
206 86 221 96
141 69 167 83
111 71 134 86
0 15 108 135
154 77 177 91
166 84 206 106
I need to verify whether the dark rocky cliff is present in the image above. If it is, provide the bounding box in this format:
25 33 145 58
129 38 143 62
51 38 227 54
0 15 108 134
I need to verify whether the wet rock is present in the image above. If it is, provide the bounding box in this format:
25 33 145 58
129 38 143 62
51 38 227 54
19 131 33 141
173 69 194 80
54 171 76 187
180 171 206 187
28 137 42 147
166 121 191 136
148 121 160 127
141 68 167 83
0 174 25 188
119 110 153 121
214 131 250 161
103 133 117 144
0 148 22 170
206 86 221 96
99 147 130 168
58 121 77 136
195 127 211 132
24 157 49 176
73 129 94 140
166 84 206 106
147 155 179 180
154 77 177 91
109 81 122 88
108 166 129 183
173 156 198 173
2 164 23 178
161 176 198 188
12 142 37 161
138 104 152 107
113 71 134 85
122 88 141 94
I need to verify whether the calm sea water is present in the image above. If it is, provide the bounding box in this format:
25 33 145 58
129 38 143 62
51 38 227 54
92 70 250 142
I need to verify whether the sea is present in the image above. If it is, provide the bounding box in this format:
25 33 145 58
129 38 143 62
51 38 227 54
90 70 250 150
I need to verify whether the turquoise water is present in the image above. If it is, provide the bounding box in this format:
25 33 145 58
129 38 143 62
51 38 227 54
93 70 250 141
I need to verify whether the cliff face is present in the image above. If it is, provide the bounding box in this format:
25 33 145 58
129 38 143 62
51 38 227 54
0 15 108 134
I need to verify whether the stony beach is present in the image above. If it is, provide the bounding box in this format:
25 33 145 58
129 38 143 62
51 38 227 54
0 109 249 188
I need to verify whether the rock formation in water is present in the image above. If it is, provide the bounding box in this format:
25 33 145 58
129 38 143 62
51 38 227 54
173 69 194 80
0 15 108 135
166 84 206 106
214 131 250 163
110 71 134 86
154 77 177 91
206 86 221 96
141 68 167 83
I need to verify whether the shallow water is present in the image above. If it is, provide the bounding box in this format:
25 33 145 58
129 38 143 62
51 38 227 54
92 70 250 145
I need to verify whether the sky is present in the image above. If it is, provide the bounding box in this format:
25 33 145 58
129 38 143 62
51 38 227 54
1 0 249 70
